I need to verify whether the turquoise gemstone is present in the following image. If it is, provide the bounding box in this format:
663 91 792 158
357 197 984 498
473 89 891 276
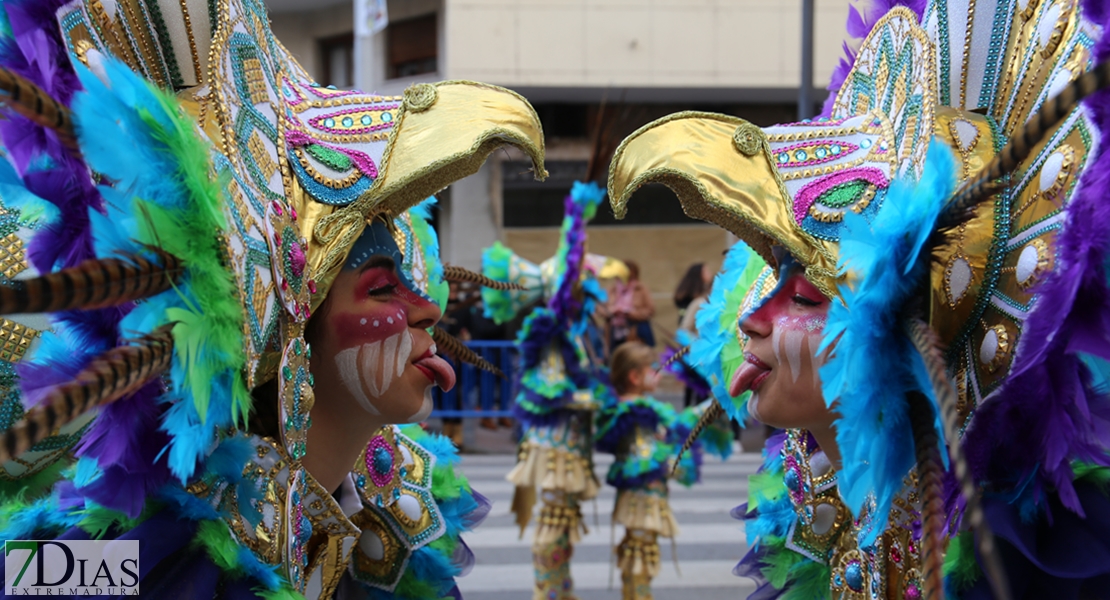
361 115 372 126
860 139 873 149
815 147 827 159
342 116 354 127
784 468 800 491
831 144 842 155
324 118 336 128
777 152 789 163
794 150 808 161
845 561 863 591
373 446 393 474
357 475 366 488
382 112 393 122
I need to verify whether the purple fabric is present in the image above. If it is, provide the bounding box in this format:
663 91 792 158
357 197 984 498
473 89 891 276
963 481 1110 599
452 537 476 577
462 489 493 530
733 542 788 600
512 396 574 428
820 0 927 116
963 2 1110 516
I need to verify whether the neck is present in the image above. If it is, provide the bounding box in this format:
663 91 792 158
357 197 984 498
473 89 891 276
618 390 645 401
303 402 386 495
808 425 842 471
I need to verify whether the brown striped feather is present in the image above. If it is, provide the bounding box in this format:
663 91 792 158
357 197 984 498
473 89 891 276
0 66 79 152
907 318 1011 600
672 401 723 476
0 325 175 463
442 265 526 291
0 249 183 315
431 327 506 378
908 390 948 600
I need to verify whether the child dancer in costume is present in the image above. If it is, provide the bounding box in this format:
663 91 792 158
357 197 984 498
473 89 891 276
0 0 547 597
595 342 731 600
482 181 609 600
606 1 1110 597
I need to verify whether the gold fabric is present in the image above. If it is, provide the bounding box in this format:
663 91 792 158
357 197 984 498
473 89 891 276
612 483 679 539
308 81 548 298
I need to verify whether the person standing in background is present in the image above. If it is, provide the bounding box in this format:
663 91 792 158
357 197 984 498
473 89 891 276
607 260 656 348
673 263 713 407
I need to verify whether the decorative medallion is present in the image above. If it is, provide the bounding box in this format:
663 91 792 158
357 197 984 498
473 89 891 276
353 427 404 507
1016 238 1051 290
979 324 1012 373
279 333 314 460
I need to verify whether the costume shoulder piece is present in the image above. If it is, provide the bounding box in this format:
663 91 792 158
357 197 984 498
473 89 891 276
346 425 490 599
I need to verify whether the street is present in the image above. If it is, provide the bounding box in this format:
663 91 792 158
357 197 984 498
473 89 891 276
455 448 763 599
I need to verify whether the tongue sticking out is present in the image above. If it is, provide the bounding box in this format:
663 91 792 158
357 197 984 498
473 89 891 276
730 361 769 397
417 355 457 392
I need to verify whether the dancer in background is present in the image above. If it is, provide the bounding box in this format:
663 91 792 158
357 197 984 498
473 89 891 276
482 182 610 600
596 342 731 600
607 0 1110 597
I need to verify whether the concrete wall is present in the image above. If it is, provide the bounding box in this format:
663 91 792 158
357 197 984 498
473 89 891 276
443 0 849 90
269 3 354 80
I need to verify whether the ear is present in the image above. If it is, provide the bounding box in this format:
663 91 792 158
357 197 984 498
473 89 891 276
627 368 644 389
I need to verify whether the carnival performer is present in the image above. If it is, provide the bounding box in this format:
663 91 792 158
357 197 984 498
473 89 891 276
0 0 547 597
595 341 731 600
481 181 608 600
606 1 1110 598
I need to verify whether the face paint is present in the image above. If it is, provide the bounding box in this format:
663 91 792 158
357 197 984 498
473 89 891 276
773 315 827 383
406 387 434 422
334 329 414 414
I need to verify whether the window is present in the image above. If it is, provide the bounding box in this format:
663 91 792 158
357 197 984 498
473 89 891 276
320 33 354 89
387 14 437 79
501 161 699 228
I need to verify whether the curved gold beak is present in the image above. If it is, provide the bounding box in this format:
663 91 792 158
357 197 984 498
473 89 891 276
373 81 547 216
606 111 837 296
310 80 547 292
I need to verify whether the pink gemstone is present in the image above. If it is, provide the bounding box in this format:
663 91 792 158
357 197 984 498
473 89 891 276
905 585 921 600
272 201 284 216
303 304 311 319
274 233 282 247
281 279 288 291
891 546 902 563
307 279 317 294
291 207 298 221
288 243 306 277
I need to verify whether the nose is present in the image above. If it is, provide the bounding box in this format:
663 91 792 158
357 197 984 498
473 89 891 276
406 294 442 331
740 304 772 339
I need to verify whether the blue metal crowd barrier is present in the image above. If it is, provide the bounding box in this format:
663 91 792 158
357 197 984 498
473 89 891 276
432 340 517 418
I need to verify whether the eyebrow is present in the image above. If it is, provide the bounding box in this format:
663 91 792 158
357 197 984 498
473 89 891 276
359 255 396 274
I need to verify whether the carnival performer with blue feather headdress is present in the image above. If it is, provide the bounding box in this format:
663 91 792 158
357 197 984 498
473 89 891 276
0 0 548 597
607 1 1110 598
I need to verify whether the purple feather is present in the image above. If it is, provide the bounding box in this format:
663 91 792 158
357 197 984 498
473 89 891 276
0 2 175 516
963 3 1110 516
551 193 589 323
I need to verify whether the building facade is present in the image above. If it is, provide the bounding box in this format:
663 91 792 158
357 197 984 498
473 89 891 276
266 0 850 339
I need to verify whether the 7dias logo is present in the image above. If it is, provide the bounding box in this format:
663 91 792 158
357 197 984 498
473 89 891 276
5 540 139 595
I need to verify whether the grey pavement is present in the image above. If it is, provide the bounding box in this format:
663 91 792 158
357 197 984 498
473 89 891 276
448 430 765 599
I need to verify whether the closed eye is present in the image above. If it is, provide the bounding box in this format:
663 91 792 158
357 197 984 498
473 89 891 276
792 294 821 307
368 283 398 297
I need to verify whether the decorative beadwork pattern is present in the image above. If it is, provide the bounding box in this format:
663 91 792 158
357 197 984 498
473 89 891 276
0 318 41 363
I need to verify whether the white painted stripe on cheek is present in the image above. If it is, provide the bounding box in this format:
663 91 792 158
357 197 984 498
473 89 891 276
336 347 379 415
379 333 400 393
406 387 434 423
361 340 382 396
395 330 412 378
784 330 804 383
809 334 825 387
772 322 783 366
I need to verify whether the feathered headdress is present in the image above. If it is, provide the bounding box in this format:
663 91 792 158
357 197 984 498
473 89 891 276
608 2 1110 596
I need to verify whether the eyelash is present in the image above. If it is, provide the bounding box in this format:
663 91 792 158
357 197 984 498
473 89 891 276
792 294 820 307
367 283 397 297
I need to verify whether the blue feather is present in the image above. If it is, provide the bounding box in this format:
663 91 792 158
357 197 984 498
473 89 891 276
819 141 954 545
689 241 759 423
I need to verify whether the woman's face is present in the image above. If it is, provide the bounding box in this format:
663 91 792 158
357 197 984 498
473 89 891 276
309 252 456 426
729 271 832 430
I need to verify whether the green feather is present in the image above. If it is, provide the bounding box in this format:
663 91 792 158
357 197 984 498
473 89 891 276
135 92 250 426
943 530 982 596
